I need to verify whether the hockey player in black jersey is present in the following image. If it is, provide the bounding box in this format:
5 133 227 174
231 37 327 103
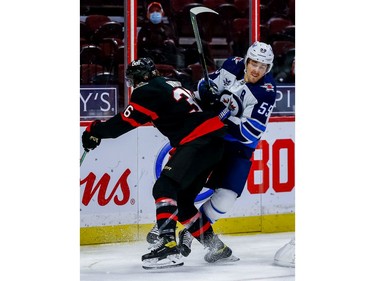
148 41 277 263
82 57 232 269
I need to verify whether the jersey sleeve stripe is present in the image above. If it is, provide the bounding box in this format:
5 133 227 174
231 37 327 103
225 120 250 143
120 112 142 127
226 119 260 147
179 117 224 145
131 102 159 120
243 121 262 137
248 118 266 131
240 125 259 142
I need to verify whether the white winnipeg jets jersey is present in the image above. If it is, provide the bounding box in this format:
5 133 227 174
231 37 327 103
209 56 277 149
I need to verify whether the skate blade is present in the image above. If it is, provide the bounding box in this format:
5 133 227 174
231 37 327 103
210 255 240 264
273 260 295 268
142 254 184 270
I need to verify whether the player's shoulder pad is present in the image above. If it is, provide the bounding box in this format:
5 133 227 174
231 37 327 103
263 73 277 91
255 73 277 95
220 56 245 77
165 78 182 88
263 72 276 85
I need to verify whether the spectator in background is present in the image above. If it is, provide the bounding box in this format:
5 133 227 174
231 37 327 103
275 57 295 83
137 2 184 68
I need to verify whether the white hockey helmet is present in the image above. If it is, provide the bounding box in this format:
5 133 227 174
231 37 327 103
245 41 274 73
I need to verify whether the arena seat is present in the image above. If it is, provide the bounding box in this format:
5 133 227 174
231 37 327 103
80 64 104 84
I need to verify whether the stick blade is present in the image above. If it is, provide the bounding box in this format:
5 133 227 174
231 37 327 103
190 6 218 16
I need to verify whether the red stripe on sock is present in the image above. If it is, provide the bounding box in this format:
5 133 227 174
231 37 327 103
191 221 211 237
155 197 176 204
156 213 178 221
180 212 200 226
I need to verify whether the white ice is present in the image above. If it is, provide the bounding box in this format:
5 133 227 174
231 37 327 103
81 231 295 281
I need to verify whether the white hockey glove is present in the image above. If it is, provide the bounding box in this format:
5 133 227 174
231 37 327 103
219 90 244 119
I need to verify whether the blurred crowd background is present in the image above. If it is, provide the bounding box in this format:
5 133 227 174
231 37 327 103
80 0 295 110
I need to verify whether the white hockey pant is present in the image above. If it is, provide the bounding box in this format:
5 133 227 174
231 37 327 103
200 188 237 223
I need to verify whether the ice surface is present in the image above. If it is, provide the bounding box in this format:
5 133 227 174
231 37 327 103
81 232 295 281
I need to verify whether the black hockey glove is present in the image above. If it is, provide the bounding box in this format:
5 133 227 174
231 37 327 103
197 78 220 105
82 120 102 151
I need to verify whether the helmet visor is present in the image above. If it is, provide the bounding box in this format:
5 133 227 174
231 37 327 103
125 76 134 87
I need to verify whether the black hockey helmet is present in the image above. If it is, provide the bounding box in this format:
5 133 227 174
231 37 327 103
125 57 158 87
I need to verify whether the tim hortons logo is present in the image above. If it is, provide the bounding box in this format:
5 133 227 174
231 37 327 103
80 169 131 206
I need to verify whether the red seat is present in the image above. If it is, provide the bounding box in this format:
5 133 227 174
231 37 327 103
288 0 295 23
267 17 293 35
80 45 104 65
98 38 123 71
80 21 91 41
260 24 270 43
187 63 205 84
91 21 123 43
231 18 249 34
98 38 120 58
233 0 250 17
173 3 204 39
217 4 242 41
80 64 104 84
231 18 249 43
202 0 227 10
272 40 295 57
234 0 249 11
80 38 89 50
118 64 125 85
230 18 250 57
170 0 199 13
91 72 118 85
85 15 111 34
260 4 271 25
155 64 177 78
281 25 295 40
114 45 125 66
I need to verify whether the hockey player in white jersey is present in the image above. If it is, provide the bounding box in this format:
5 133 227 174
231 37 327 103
180 41 277 258
148 41 277 262
195 42 276 221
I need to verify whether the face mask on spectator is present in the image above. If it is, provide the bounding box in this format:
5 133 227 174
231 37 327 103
150 12 162 24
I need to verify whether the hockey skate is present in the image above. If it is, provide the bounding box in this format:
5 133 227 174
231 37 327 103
204 234 239 263
274 237 295 268
146 223 159 244
178 228 194 257
142 236 184 269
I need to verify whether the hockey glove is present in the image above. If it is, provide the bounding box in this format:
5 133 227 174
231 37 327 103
218 90 244 120
82 120 102 151
219 90 244 118
197 78 220 105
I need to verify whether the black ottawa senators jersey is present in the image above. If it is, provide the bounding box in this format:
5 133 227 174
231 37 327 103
90 77 225 147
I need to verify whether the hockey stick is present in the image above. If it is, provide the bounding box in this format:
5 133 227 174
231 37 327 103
190 7 218 84
80 150 88 166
